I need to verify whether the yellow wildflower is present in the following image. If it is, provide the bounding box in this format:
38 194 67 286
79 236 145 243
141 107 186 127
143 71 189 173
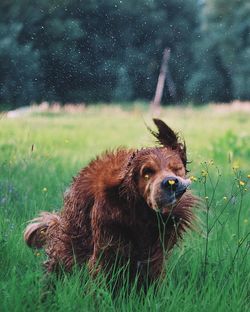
232 162 240 170
239 180 245 186
201 170 208 177
223 196 227 200
190 176 197 182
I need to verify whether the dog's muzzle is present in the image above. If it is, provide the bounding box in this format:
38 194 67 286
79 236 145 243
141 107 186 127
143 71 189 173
159 176 191 208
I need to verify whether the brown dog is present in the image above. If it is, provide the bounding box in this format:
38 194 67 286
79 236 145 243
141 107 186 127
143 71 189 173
24 119 197 285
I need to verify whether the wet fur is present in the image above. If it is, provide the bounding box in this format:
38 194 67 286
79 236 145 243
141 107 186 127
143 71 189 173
24 119 197 285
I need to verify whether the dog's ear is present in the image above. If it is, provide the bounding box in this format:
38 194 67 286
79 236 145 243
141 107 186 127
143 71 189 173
147 119 179 149
148 119 187 166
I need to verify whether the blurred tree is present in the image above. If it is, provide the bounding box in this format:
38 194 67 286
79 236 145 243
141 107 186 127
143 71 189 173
113 65 133 101
0 22 42 108
187 0 250 102
0 0 199 107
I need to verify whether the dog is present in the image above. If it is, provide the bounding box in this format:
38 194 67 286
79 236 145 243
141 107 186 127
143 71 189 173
24 119 197 285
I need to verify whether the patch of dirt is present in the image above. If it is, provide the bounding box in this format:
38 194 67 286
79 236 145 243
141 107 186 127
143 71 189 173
212 101 250 113
5 101 86 118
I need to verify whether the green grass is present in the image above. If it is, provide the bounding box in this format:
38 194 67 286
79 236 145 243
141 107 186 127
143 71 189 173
0 104 249 311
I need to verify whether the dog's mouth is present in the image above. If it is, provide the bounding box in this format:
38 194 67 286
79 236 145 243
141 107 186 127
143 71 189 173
155 188 187 214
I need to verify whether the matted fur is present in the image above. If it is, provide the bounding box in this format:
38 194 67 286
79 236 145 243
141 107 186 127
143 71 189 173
24 119 198 284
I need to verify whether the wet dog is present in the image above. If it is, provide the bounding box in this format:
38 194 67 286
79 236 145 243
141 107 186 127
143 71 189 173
24 119 197 285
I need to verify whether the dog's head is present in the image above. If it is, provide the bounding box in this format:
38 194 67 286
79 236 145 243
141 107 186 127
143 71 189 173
124 119 191 213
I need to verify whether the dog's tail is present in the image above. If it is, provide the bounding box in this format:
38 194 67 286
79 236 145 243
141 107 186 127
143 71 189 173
24 212 60 249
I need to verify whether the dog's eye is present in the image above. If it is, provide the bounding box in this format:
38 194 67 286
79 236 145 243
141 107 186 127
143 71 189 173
142 167 155 180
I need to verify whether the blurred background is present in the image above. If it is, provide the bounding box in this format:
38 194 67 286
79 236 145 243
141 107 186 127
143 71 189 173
0 0 249 109
1 3 250 310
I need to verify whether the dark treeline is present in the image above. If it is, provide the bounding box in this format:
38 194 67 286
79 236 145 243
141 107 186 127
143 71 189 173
0 0 249 108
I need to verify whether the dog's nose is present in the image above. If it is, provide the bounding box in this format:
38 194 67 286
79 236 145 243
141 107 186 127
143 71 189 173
161 176 179 191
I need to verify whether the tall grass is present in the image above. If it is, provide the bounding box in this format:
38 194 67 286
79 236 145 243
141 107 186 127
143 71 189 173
0 105 249 311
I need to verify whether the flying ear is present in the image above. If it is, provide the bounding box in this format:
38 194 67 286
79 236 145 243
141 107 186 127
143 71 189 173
148 119 187 166
147 118 179 148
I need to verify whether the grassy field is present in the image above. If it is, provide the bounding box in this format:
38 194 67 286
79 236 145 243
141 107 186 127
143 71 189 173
0 104 249 311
